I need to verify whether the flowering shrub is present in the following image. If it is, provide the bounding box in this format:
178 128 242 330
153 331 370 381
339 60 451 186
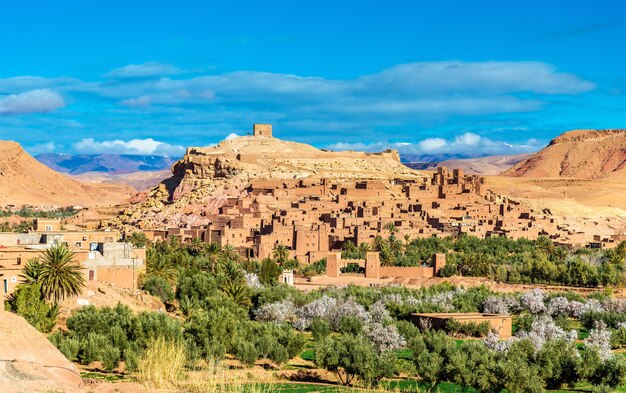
293 295 337 330
586 321 613 361
368 300 391 323
483 331 513 353
483 295 519 315
363 322 406 353
547 296 570 317
521 289 547 314
244 272 262 289
255 300 296 324
326 298 371 330
517 315 577 350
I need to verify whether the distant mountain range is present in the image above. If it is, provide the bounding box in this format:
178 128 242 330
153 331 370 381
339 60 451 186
0 142 133 206
400 153 468 165
36 153 178 175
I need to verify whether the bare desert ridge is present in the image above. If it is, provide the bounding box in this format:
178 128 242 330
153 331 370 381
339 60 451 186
0 141 134 207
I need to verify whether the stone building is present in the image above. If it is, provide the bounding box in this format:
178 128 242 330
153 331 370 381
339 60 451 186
1 220 145 299
143 166 601 268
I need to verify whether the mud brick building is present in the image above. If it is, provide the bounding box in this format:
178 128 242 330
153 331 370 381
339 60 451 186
143 163 595 265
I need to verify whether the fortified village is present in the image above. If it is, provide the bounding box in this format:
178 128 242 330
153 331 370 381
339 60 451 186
117 124 620 273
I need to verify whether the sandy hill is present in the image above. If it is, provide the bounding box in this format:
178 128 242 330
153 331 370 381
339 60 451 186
0 311 83 392
106 134 426 229
0 141 134 207
505 129 626 179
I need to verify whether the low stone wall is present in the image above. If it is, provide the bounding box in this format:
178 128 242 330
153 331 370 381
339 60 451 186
379 266 434 278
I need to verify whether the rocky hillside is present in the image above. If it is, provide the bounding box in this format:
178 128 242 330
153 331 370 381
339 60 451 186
505 129 626 179
108 135 426 229
0 141 134 206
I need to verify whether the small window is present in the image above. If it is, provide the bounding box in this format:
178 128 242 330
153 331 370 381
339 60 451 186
45 225 52 231
75 242 82 248
16 257 21 265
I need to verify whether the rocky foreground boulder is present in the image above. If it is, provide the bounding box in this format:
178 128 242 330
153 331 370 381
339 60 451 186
0 311 83 392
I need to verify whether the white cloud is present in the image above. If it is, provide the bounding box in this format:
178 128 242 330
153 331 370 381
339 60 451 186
84 60 594 118
120 95 152 107
326 132 545 158
28 141 57 154
0 89 65 115
73 137 184 155
357 61 595 95
105 61 183 79
225 132 240 140
418 138 447 150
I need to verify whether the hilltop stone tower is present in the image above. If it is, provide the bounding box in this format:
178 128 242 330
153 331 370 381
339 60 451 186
253 123 272 137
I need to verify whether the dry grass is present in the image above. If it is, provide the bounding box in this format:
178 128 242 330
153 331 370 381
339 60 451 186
136 336 188 388
182 362 276 393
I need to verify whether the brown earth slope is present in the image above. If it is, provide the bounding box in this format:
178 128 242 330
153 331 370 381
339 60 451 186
0 141 134 207
504 129 626 179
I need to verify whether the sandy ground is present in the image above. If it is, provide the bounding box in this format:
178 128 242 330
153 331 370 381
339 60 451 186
297 274 626 297
57 281 165 327
484 175 626 236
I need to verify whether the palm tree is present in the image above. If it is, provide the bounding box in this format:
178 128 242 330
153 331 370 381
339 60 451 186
384 222 398 240
186 238 206 256
38 244 86 303
358 242 371 256
217 258 245 284
205 242 222 272
146 254 179 285
403 234 412 254
272 243 290 266
372 235 386 252
19 258 43 284
222 244 240 261
220 280 251 307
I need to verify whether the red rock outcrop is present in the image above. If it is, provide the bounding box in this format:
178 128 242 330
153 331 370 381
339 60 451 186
0 311 83 392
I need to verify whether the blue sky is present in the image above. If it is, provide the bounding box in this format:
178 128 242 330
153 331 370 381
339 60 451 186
1 0 625 158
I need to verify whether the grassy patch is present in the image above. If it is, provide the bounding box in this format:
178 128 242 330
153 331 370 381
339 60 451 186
299 349 315 362
80 371 128 382
394 348 413 360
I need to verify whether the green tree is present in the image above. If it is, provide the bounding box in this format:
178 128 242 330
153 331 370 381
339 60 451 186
411 330 457 393
6 284 57 332
537 339 581 389
146 254 178 285
127 232 148 248
38 244 86 303
272 243 290 266
19 258 42 284
315 334 394 386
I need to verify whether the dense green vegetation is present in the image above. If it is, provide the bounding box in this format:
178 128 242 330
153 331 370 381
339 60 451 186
343 234 626 288
7 234 626 391
0 206 79 219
